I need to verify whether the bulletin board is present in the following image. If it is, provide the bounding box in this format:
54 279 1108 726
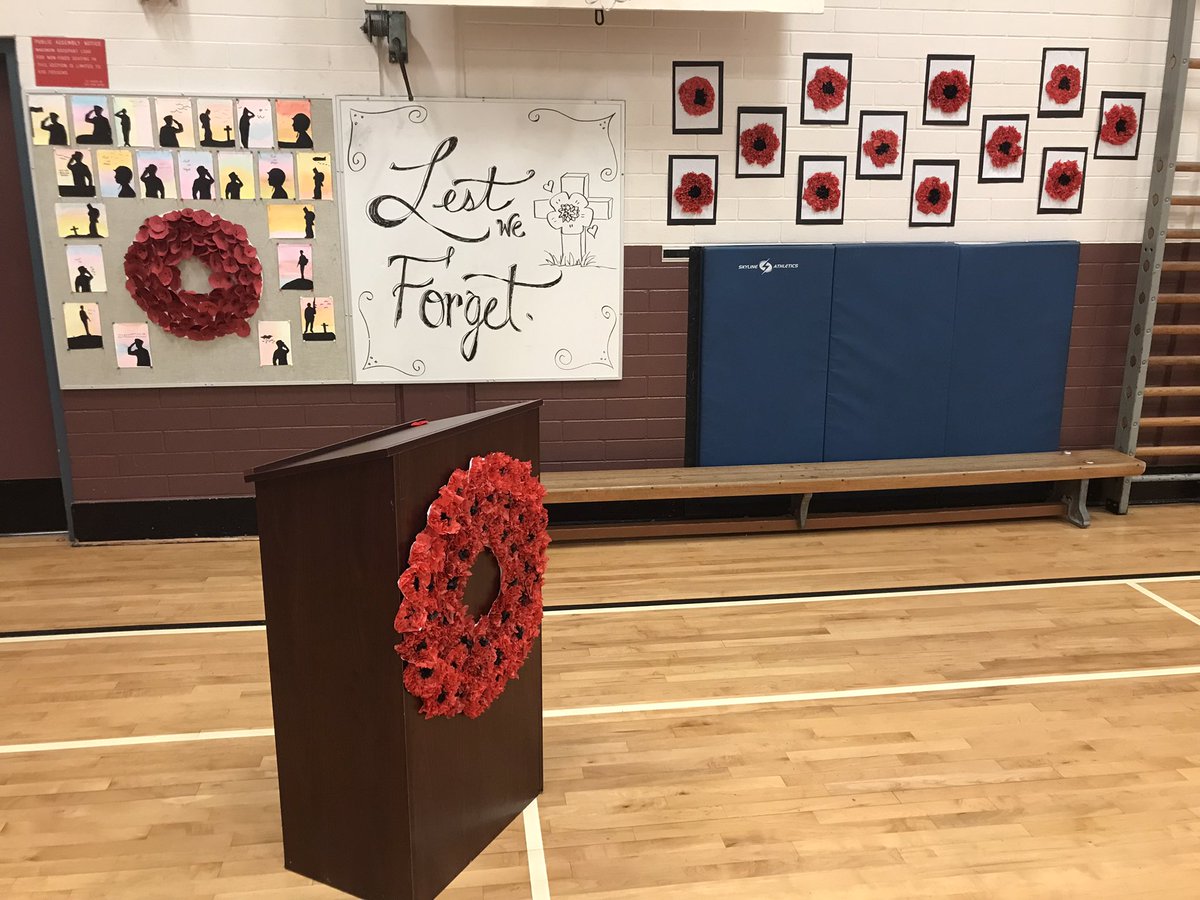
24 92 351 388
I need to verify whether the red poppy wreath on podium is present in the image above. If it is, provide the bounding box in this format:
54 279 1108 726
395 452 550 719
123 209 262 340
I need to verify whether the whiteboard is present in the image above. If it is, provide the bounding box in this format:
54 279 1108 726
338 98 624 383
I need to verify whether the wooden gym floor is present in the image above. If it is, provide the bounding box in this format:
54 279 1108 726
2 504 1200 898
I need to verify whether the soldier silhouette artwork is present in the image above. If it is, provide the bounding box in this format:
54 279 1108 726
140 164 166 199
77 105 112 144
225 171 244 200
192 165 215 200
39 111 68 145
303 206 315 239
62 151 95 197
74 266 94 293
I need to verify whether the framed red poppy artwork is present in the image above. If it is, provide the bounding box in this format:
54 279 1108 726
735 106 787 178
1038 147 1088 215
796 156 846 225
909 160 959 228
801 54 853 125
1094 91 1145 160
673 61 723 135
978 114 1030 183
1039 48 1089 118
923 54 974 126
856 110 907 181
667 154 719 225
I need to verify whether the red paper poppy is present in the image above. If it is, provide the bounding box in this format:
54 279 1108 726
395 452 549 720
928 69 971 114
739 122 781 167
862 128 900 169
678 76 716 117
806 65 848 112
1044 159 1083 202
915 175 952 216
985 125 1024 168
674 171 715 214
123 209 262 340
802 171 841 213
1100 104 1138 146
1045 64 1082 105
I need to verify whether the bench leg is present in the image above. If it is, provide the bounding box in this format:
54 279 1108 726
1061 479 1091 528
792 493 813 529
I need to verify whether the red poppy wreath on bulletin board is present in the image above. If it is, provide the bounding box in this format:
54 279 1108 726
674 171 715 214
123 209 262 340
928 69 971 114
806 66 848 111
678 76 716 117
394 452 549 720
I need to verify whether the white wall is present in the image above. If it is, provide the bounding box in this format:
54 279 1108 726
2 0 1189 245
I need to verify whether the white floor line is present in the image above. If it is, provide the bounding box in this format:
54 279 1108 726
545 573 1200 617
1128 581 1200 629
5 664 1200 755
0 727 275 756
522 799 552 900
0 624 265 645
542 665 1200 719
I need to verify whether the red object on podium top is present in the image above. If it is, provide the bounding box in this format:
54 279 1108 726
31 36 109 89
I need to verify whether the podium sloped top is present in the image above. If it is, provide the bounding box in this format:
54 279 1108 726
245 400 542 483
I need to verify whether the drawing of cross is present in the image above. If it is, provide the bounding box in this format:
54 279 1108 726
533 173 613 265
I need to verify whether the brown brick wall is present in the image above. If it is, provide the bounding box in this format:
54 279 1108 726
1059 243 1138 451
62 243 1137 504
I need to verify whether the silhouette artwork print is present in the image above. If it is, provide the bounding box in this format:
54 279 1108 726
115 108 132 146
304 206 315 239
238 107 255 148
65 302 103 350
159 115 184 148
303 300 315 334
140 164 166 199
61 151 96 197
39 111 68 146
300 297 335 342
192 165 215 200
267 167 289 199
74 266 94 293
225 171 244 199
127 337 151 366
86 203 101 237
113 165 137 198
78 105 113 144
273 339 290 365
279 112 313 149
312 167 325 200
279 244 312 291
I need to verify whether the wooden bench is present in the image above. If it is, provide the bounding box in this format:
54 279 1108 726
540 449 1145 541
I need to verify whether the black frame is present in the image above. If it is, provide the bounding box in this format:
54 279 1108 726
923 54 974 126
796 155 847 225
1094 90 1146 159
735 106 788 178
855 110 907 180
667 154 719 226
800 53 853 125
1038 47 1089 119
673 60 724 135
1037 146 1088 215
908 159 960 228
977 114 1030 183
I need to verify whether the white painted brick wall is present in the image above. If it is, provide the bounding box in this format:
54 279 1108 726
3 0 1194 245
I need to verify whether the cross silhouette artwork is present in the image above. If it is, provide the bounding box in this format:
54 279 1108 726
533 173 613 265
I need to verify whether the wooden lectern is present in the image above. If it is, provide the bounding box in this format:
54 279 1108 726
246 401 543 900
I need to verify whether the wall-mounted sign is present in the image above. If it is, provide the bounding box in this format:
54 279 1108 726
31 37 109 90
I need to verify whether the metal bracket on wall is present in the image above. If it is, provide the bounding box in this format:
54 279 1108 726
1105 0 1197 514
362 8 409 65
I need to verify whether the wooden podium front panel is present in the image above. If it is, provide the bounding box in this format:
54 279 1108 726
256 457 414 898
393 408 544 900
